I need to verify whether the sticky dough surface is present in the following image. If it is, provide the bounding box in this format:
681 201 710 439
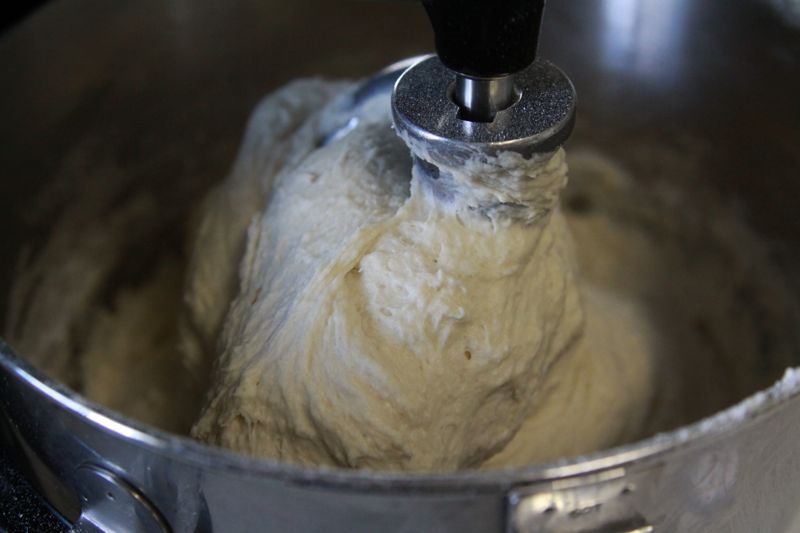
186 81 656 470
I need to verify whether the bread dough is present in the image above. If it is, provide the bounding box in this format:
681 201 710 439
8 78 798 472
187 82 656 470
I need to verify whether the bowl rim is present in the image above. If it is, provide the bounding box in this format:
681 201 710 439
2 338 799 493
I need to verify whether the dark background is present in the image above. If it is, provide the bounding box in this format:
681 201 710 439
2 0 49 34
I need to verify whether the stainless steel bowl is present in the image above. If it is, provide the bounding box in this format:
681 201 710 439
2 1 800 531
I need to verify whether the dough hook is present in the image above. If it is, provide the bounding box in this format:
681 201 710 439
393 0 576 166
319 55 430 147
323 0 576 167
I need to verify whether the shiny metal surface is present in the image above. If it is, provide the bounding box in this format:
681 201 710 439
452 75 519 123
321 55 430 146
1 0 800 531
393 57 576 161
508 469 654 532
3 339 800 532
420 0 546 123
72 464 169 533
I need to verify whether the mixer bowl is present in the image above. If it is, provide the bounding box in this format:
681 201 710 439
1 0 800 531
